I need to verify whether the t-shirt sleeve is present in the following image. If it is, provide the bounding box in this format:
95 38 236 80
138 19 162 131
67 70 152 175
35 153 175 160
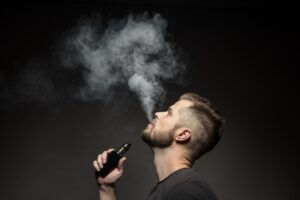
165 181 217 200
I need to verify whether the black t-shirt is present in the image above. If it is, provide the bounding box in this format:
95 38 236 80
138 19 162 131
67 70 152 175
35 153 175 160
147 168 218 200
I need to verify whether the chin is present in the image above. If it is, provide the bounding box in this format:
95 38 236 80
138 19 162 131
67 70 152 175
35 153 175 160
142 128 150 138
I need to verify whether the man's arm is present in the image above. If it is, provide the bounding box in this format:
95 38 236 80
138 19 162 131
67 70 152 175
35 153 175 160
93 149 127 200
98 184 117 200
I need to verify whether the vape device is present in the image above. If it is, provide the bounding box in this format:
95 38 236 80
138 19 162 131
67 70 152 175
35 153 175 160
97 142 132 178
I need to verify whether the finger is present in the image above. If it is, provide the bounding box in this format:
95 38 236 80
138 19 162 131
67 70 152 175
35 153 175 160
97 154 104 168
102 148 115 164
118 157 127 170
102 150 108 164
107 148 115 153
93 160 100 171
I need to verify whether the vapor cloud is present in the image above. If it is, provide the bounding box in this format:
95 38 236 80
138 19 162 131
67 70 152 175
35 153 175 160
61 13 185 121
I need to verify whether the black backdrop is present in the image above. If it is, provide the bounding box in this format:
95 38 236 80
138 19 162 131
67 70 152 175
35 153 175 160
0 2 298 200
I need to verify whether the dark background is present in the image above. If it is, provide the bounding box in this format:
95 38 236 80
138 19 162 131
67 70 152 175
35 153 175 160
0 1 298 200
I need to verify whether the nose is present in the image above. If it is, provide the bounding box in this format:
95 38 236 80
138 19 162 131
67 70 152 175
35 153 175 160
154 112 160 119
154 111 165 119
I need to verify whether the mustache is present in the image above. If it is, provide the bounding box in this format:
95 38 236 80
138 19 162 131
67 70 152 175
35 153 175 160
151 118 157 125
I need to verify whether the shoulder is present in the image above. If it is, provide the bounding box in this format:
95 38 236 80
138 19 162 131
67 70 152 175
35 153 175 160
165 180 218 200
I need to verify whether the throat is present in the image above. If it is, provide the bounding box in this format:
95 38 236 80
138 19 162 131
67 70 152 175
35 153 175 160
153 148 191 182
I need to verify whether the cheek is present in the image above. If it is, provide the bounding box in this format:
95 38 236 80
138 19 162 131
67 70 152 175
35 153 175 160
155 120 174 133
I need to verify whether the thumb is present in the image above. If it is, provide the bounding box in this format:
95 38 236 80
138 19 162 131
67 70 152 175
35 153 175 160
117 157 127 170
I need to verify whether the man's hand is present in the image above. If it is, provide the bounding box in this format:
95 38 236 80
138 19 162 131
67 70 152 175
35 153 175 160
93 149 127 187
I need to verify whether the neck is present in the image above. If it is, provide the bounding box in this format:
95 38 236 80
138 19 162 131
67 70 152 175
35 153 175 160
152 145 192 182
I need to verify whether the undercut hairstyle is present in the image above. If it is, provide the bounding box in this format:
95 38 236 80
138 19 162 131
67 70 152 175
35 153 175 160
178 93 225 162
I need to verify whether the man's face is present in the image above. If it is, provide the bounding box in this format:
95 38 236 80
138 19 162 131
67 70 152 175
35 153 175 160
142 99 193 147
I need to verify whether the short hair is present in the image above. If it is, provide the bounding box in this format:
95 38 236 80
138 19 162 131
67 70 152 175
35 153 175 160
178 93 225 162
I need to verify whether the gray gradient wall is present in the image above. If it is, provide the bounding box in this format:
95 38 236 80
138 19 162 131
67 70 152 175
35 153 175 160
0 3 298 200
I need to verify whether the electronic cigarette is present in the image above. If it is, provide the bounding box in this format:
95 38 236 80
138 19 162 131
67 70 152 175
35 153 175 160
97 141 132 178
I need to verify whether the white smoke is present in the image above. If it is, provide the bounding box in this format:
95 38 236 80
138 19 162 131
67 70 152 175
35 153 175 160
61 13 185 121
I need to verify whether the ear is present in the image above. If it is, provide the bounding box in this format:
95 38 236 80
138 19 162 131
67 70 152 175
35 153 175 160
175 128 191 143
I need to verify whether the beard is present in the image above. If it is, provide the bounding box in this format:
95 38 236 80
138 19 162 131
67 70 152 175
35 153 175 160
141 125 176 148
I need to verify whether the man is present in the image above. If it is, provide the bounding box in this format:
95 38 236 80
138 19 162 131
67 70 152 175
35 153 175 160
93 93 225 200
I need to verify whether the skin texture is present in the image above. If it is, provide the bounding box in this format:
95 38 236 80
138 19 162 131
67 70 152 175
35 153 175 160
142 99 193 148
93 99 195 200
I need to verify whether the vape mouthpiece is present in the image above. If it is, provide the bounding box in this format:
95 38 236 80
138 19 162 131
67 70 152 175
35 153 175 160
117 142 132 156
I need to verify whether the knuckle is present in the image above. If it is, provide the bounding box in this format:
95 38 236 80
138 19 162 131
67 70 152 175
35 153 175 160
97 154 103 160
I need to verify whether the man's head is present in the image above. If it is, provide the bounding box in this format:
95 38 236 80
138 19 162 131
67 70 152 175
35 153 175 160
142 93 224 162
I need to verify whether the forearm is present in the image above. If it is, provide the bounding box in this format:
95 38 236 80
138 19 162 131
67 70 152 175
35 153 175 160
99 185 117 200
